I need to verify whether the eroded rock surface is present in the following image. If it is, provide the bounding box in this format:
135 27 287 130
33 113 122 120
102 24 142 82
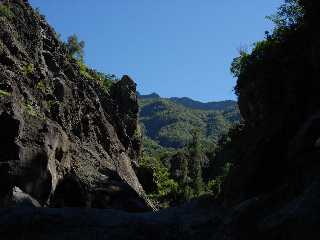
0 0 153 211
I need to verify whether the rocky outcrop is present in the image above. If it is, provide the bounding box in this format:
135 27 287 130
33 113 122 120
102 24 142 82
217 0 320 238
223 0 320 207
0 0 153 211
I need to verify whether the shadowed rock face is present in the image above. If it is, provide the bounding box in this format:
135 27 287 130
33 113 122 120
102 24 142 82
1 186 320 240
222 1 320 208
0 0 153 211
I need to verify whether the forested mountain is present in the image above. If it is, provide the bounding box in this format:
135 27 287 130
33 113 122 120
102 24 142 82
138 93 240 151
138 92 237 111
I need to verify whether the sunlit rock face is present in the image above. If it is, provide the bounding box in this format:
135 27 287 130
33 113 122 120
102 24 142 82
0 0 153 212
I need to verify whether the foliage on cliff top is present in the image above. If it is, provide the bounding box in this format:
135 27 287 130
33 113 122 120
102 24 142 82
231 0 305 97
64 34 117 92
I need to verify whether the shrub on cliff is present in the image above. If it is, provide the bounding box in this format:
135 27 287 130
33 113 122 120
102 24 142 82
64 34 116 91
66 34 85 61
0 4 13 19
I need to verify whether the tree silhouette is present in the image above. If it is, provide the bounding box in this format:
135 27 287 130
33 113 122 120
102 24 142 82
189 129 203 196
66 34 85 61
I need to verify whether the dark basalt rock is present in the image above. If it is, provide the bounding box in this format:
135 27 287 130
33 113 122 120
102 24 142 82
223 0 320 208
0 0 153 211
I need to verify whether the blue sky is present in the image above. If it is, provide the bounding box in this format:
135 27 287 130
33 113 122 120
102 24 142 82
29 0 282 102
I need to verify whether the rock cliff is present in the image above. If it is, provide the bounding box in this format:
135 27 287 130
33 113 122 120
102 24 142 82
0 0 153 211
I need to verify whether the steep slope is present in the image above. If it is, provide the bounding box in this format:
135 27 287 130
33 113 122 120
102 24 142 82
217 0 320 237
223 0 320 206
138 94 239 149
0 0 153 211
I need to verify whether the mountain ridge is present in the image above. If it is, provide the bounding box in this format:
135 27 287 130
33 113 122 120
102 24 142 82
138 92 237 111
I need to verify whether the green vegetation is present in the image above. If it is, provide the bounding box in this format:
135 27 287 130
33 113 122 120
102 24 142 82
23 101 46 120
22 63 35 76
66 34 85 61
230 50 250 79
0 4 13 19
142 136 174 157
138 154 178 208
77 60 93 79
139 95 239 150
87 68 116 91
266 0 304 30
133 124 142 139
137 94 240 207
231 0 304 93
46 100 59 112
36 80 46 93
188 129 204 196
65 34 116 92
34 7 46 20
206 164 231 196
0 89 10 97
137 123 242 207
24 102 38 117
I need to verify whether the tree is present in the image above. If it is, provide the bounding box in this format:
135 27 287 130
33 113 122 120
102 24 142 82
266 0 304 30
189 129 204 196
179 152 189 186
175 151 193 201
66 34 85 61
230 48 250 80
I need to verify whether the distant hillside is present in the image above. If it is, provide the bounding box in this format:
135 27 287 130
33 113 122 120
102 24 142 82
170 97 236 111
137 92 160 99
138 94 240 151
138 93 237 111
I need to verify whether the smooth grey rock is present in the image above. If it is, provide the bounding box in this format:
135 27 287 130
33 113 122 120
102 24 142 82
11 187 41 207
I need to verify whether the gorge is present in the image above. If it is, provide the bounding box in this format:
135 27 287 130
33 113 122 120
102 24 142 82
1 0 320 239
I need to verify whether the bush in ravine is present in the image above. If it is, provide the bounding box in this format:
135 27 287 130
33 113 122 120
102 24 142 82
137 155 178 208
